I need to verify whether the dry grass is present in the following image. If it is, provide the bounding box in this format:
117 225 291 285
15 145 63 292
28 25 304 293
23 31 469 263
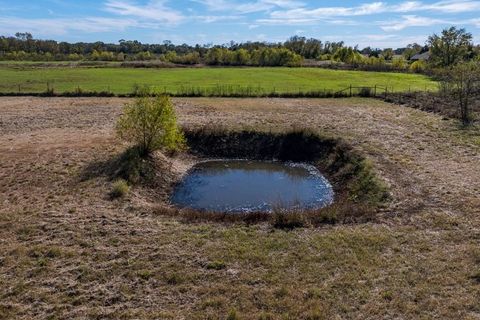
0 97 479 319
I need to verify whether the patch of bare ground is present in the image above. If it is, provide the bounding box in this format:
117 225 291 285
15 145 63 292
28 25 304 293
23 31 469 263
0 97 479 319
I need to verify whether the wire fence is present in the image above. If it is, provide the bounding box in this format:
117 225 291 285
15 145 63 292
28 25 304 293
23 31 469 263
0 82 437 98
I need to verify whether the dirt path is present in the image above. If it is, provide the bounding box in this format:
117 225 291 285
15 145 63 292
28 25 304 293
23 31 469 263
0 97 479 319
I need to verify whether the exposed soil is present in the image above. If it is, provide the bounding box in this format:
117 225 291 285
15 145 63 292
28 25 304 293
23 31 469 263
0 97 479 319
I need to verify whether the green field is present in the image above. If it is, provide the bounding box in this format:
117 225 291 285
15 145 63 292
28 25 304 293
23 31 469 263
0 65 437 95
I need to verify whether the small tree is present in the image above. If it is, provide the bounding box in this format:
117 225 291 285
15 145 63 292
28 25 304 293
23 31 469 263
441 62 480 125
116 94 185 156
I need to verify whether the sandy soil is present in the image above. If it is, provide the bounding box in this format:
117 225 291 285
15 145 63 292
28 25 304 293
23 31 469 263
0 97 479 319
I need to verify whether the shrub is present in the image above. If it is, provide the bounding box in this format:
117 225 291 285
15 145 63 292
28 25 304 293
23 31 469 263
165 273 185 285
348 159 390 205
271 209 306 230
226 309 240 320
409 60 427 73
359 87 372 97
116 94 185 156
206 260 226 270
110 179 129 198
392 56 407 70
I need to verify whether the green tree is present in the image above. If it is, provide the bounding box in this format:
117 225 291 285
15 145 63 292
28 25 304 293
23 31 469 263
428 26 473 67
333 47 365 65
205 47 224 65
234 48 250 65
402 43 422 60
381 48 394 61
116 94 185 156
392 56 407 70
409 60 427 73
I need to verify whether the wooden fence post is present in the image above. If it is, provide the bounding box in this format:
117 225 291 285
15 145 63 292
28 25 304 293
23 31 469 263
374 85 377 97
349 84 352 97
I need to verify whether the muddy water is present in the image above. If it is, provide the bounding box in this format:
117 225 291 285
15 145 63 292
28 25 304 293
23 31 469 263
171 160 334 213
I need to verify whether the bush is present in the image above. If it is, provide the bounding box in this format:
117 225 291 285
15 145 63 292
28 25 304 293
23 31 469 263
226 309 240 320
392 56 407 70
271 209 306 230
359 87 372 97
116 94 185 156
409 60 427 73
110 179 129 198
206 260 226 270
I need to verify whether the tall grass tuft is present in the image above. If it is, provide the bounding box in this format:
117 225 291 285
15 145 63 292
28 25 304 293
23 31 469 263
110 179 129 199
271 208 307 230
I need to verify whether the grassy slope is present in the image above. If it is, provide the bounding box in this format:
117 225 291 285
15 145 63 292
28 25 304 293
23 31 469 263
0 66 437 94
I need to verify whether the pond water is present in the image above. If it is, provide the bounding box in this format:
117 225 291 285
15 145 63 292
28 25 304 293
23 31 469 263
171 160 334 213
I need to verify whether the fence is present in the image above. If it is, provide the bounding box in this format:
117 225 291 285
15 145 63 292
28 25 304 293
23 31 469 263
0 82 436 98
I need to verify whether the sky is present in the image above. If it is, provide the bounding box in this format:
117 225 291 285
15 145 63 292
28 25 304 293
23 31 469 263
1 0 479 48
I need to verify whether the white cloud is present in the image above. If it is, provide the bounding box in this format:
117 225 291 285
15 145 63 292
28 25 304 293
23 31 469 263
194 0 304 14
257 1 480 25
0 16 138 36
321 33 428 48
193 15 242 23
379 14 480 31
380 15 448 31
424 0 480 13
472 18 480 27
104 0 185 24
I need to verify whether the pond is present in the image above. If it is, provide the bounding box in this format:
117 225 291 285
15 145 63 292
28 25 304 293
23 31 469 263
171 160 334 213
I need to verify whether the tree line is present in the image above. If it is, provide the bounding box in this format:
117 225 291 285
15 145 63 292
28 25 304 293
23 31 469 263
2 29 479 69
0 33 334 66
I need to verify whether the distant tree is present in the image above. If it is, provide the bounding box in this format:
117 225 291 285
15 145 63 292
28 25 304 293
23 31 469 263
392 56 407 70
428 26 473 67
382 48 394 60
15 32 33 41
234 48 250 65
402 43 423 60
285 36 306 55
303 38 322 59
333 47 364 65
285 36 322 59
205 47 224 65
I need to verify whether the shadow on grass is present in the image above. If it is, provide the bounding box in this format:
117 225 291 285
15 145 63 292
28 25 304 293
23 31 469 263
80 146 157 186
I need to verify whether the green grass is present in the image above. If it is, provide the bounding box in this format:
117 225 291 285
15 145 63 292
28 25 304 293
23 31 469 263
0 65 437 95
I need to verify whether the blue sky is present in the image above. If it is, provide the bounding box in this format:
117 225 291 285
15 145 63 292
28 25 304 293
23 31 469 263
1 0 479 48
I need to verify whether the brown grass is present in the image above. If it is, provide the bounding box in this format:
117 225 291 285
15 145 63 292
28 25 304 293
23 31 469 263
0 97 479 319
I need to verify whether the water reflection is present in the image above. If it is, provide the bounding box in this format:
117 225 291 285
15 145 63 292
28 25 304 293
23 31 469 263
171 160 334 213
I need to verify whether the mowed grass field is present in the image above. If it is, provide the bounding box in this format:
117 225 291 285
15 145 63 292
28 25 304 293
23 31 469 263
0 65 437 95
1 97 479 319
